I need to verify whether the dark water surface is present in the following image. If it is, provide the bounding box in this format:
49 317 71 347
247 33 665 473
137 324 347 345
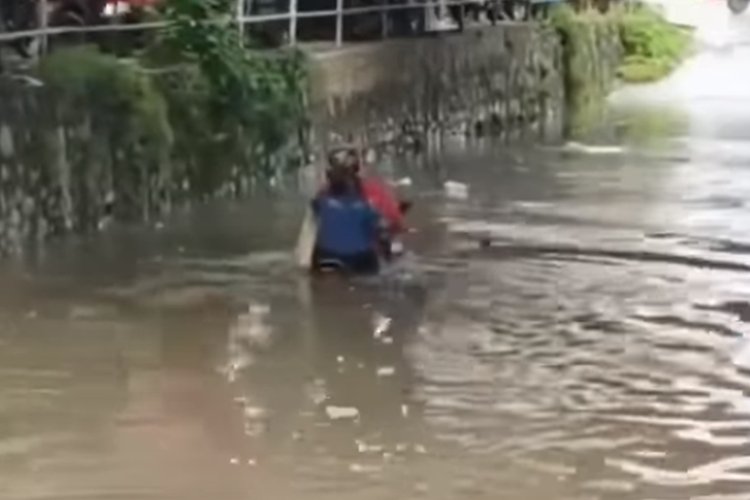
4 38 750 500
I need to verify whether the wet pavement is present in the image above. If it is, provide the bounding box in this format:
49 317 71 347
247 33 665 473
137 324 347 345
4 16 750 500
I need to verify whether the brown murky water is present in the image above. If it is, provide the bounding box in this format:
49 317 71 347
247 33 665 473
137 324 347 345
5 39 750 500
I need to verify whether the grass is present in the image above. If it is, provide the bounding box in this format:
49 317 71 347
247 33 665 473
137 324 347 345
616 4 692 83
550 2 693 85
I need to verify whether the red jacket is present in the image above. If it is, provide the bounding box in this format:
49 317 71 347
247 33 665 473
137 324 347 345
360 176 405 234
318 176 405 235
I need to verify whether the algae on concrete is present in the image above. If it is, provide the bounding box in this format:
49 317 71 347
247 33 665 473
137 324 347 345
549 3 691 136
549 6 622 137
0 43 309 255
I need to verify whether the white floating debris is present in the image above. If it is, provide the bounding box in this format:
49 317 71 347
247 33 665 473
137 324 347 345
349 463 380 473
563 142 625 155
414 444 427 454
393 177 413 187
337 355 345 363
349 463 366 473
325 405 360 420
732 337 750 369
355 440 384 454
376 366 396 377
390 240 405 256
373 315 392 338
247 458 257 466
230 457 240 465
381 336 394 345
444 180 469 200
243 406 266 419
401 404 409 417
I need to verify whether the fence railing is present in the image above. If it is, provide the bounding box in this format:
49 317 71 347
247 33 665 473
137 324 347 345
0 0 535 54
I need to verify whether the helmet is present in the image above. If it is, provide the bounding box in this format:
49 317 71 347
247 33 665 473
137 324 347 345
327 144 362 174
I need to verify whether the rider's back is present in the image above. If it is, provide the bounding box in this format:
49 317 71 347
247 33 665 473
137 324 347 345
313 193 379 256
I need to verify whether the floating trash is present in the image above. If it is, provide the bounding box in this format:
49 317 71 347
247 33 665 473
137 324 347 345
376 366 396 377
562 142 625 155
444 180 469 199
325 405 360 420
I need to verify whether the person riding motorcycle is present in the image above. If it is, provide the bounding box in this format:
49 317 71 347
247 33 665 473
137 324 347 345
310 160 385 275
320 146 411 259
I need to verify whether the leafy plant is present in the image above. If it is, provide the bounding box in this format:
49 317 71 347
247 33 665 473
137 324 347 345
35 45 171 148
155 0 307 143
617 3 691 83
550 2 691 86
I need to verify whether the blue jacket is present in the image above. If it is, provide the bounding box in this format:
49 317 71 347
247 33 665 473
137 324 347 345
312 193 380 255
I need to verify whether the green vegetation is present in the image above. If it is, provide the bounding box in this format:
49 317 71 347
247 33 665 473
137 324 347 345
548 2 691 137
617 4 692 83
32 0 309 206
547 5 622 136
550 2 692 86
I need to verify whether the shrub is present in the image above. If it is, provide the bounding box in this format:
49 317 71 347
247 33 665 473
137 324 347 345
145 0 309 188
617 3 691 83
26 0 310 234
35 45 171 150
550 2 692 86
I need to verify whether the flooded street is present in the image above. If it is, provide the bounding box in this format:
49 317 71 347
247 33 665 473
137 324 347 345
5 22 750 500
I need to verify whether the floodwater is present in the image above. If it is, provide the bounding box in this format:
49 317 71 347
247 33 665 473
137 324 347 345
5 23 750 500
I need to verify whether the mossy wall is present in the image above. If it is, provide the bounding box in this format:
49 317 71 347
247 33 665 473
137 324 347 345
0 47 309 255
551 7 623 136
0 14 664 257
551 3 692 136
309 25 565 149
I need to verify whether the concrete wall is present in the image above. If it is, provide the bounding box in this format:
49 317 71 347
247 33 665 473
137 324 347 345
309 24 565 149
0 24 573 256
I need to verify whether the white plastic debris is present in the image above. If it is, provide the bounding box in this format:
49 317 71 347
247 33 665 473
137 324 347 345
393 177 413 187
349 463 380 473
325 405 360 420
563 142 624 155
355 440 384 453
444 180 469 199
372 314 392 338
401 404 409 417
376 366 396 377
242 406 266 419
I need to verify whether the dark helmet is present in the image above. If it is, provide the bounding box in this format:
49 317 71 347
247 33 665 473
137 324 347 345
327 144 362 174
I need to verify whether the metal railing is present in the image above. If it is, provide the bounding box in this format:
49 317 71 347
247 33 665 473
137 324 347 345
0 0 527 53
